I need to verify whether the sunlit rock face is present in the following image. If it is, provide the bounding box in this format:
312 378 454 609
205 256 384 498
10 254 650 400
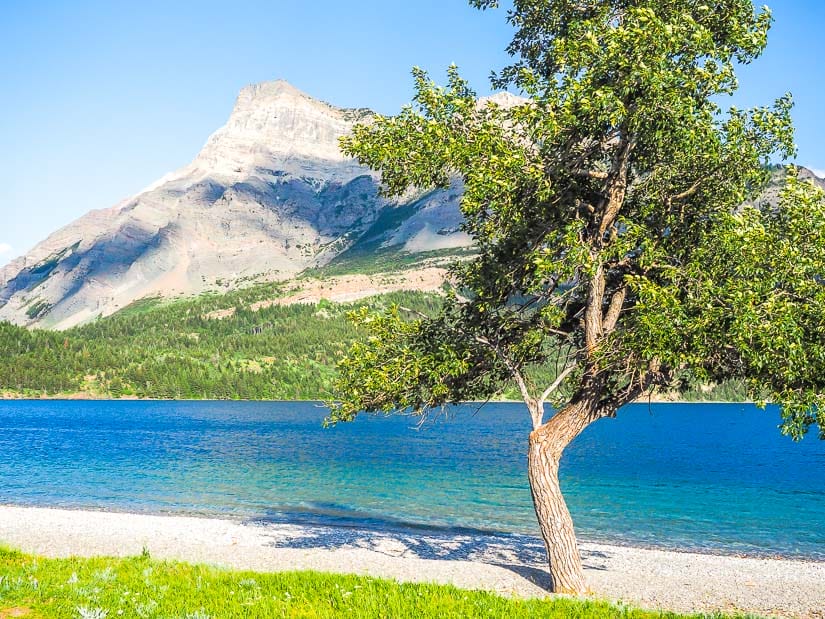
0 81 469 329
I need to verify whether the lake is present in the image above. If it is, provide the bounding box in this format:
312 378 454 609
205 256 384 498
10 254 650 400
1 400 823 559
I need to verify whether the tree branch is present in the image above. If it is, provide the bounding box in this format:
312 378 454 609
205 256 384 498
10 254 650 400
605 358 666 413
575 169 609 180
668 177 706 202
398 306 430 320
584 262 606 354
474 334 541 427
602 285 627 334
540 364 577 404
597 134 637 240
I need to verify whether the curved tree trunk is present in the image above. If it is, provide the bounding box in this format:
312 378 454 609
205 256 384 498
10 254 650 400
528 399 603 594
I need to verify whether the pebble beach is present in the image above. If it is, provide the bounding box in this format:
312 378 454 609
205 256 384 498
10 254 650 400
1 505 823 618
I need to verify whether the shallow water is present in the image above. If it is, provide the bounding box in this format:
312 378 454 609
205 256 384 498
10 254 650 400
0 400 823 559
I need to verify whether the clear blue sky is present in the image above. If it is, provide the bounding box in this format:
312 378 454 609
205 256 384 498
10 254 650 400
2 0 823 265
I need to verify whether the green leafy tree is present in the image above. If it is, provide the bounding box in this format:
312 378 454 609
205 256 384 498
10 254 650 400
330 0 825 594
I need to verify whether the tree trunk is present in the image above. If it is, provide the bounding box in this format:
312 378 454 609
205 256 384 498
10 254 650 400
527 399 602 594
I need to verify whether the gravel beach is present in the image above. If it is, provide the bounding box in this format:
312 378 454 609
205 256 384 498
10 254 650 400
1 505 822 618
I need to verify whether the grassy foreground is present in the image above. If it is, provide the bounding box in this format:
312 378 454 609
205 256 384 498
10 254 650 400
0 547 746 619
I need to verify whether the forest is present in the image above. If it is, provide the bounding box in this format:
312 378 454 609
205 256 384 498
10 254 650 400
0 283 438 400
0 280 745 402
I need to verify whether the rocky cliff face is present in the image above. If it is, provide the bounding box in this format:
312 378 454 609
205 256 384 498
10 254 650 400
799 166 825 191
0 81 468 329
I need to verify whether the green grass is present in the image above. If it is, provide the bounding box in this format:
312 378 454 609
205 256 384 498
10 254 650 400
0 546 750 619
110 296 164 319
304 246 474 278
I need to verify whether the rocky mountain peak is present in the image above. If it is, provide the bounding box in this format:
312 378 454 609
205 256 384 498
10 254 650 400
239 79 305 100
190 80 371 178
0 81 468 330
478 91 526 109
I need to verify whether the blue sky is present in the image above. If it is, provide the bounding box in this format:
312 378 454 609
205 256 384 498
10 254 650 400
1 0 823 265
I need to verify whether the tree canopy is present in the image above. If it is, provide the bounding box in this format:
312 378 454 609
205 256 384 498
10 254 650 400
332 0 825 439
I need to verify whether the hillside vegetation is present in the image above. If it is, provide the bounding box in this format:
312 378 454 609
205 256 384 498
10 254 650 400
0 280 441 400
0 272 745 402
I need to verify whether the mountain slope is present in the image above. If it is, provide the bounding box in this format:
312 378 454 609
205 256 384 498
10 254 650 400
0 81 468 330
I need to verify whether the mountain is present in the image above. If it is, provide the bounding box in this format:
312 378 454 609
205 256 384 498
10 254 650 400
0 81 469 329
1 79 822 331
751 165 825 209
799 166 825 190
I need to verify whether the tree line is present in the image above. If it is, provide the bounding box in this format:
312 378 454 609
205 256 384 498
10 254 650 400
0 289 441 400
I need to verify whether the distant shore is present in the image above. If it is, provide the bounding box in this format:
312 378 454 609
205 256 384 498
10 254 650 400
0 505 821 618
0 392 750 405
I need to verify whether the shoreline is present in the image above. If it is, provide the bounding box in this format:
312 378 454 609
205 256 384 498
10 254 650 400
0 394 752 405
2 500 815 563
1 505 822 618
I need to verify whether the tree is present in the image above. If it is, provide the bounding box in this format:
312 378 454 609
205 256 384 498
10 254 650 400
328 0 825 594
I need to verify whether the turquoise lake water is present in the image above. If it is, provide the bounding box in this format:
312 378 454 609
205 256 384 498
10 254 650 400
0 400 823 559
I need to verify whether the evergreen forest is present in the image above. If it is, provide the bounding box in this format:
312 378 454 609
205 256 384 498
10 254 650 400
0 280 746 402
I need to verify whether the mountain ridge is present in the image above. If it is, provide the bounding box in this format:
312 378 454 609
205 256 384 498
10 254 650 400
0 80 470 329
